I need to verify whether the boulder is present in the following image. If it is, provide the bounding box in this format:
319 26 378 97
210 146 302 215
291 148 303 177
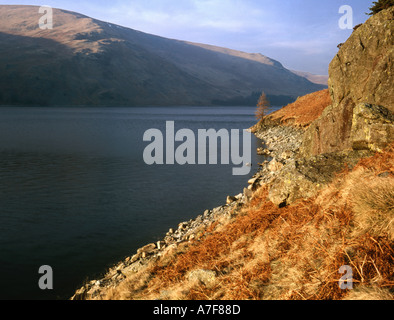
267 160 319 207
267 150 372 207
243 187 253 202
301 98 355 155
226 196 237 204
156 241 165 250
248 177 258 185
137 243 157 255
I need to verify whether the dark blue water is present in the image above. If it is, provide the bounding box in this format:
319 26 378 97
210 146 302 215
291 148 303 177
0 106 268 300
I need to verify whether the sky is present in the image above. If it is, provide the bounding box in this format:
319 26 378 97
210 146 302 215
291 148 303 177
1 0 374 75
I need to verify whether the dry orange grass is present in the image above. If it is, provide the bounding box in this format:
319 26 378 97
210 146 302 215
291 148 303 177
266 89 332 128
346 145 394 241
102 144 393 300
352 175 394 240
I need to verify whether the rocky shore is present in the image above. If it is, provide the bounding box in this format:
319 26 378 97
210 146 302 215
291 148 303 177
70 123 304 300
70 118 375 300
253 122 373 207
70 106 390 300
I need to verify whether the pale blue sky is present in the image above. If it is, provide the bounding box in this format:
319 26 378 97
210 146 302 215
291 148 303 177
1 0 374 74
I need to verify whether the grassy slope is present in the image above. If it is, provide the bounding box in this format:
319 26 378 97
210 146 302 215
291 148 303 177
101 144 393 300
266 89 332 128
94 90 393 300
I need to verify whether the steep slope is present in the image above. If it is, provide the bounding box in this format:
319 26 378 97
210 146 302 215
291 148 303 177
0 5 325 106
253 89 332 128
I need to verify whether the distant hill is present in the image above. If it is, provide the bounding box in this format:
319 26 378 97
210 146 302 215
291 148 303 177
290 70 329 86
0 5 326 106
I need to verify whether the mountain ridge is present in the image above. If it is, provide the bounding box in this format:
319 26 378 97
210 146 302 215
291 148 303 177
290 70 329 86
0 5 326 106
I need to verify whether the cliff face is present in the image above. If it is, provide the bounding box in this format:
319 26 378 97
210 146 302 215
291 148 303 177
251 7 394 208
301 7 394 156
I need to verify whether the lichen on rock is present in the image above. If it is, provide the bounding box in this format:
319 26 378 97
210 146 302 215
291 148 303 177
351 103 394 152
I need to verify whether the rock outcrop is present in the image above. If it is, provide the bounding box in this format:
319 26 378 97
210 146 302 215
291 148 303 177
255 126 372 207
252 8 394 207
301 7 394 156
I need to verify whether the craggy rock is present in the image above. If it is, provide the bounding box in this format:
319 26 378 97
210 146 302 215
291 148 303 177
301 99 355 156
267 150 372 207
254 125 373 207
302 7 394 156
329 8 394 111
261 9 394 205
351 103 394 152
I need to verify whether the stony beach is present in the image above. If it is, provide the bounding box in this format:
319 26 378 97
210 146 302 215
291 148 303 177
70 123 303 300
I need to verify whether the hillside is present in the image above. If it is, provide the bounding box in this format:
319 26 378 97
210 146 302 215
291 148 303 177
290 70 329 86
71 7 393 301
0 5 326 106
253 89 332 128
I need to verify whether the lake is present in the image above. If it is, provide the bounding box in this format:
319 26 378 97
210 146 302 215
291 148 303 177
0 106 271 300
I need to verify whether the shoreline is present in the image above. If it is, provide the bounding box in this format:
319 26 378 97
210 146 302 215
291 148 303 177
70 122 303 300
70 116 377 300
69 103 384 300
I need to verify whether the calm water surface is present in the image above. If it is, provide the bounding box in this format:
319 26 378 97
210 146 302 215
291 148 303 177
0 106 270 300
